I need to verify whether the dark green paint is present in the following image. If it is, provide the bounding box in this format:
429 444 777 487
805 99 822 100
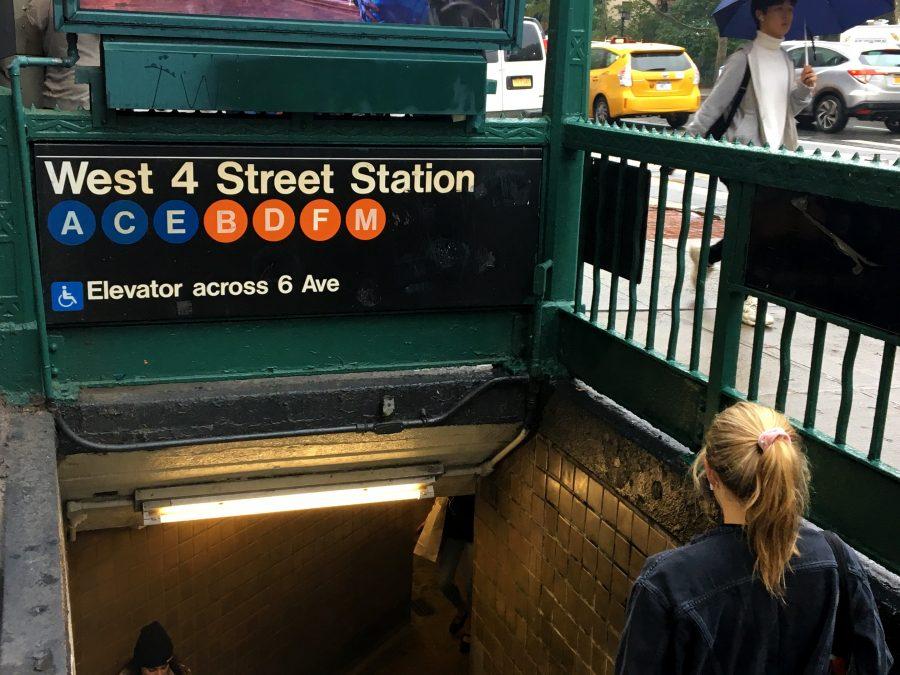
0 0 896 572
103 40 487 115
558 310 707 448
24 109 549 146
47 311 528 400
565 122 900 211
0 94 41 399
562 305 900 573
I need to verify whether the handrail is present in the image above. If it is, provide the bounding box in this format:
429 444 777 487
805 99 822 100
564 122 899 481
563 119 900 211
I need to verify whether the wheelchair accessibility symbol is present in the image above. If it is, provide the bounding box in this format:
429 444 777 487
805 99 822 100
51 282 84 312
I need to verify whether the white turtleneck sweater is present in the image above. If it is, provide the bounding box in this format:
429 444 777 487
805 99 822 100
748 31 789 147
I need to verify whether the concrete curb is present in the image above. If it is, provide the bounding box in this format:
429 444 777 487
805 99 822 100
0 408 71 674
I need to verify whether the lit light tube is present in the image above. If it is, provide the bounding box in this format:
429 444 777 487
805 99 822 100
142 479 434 525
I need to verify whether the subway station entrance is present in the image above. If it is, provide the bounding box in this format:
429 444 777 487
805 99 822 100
0 0 898 671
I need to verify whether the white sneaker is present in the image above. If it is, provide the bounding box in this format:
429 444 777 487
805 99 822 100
689 244 719 288
742 297 774 328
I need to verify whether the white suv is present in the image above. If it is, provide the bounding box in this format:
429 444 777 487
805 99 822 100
485 18 546 116
783 40 900 133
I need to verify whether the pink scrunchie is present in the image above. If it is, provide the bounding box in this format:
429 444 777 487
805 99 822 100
757 427 791 452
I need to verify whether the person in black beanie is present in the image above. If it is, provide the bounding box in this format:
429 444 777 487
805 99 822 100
118 621 191 675
437 495 476 654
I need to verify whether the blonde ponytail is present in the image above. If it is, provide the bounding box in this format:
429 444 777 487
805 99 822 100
691 402 810 598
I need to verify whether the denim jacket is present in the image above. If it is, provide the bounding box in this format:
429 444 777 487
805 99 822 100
616 523 893 675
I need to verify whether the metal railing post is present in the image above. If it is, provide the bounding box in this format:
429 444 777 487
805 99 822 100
704 180 755 428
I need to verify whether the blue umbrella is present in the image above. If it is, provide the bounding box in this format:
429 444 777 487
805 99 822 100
713 0 894 41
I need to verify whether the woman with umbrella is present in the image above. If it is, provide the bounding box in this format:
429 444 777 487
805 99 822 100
687 0 894 327
686 0 818 149
686 0 816 329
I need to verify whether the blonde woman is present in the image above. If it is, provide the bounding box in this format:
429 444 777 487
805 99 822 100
615 402 892 674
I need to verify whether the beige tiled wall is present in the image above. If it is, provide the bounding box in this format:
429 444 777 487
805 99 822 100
68 502 418 674
472 436 676 675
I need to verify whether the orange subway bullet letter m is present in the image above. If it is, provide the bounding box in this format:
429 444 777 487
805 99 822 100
346 199 386 241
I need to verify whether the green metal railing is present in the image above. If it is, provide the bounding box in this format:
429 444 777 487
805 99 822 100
559 120 899 570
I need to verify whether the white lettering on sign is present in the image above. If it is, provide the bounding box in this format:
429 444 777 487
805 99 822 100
263 208 284 232
216 162 335 196
166 210 186 235
216 210 237 234
87 280 184 300
84 279 274 301
354 208 378 232
191 280 270 297
301 275 340 293
312 208 329 231
113 210 136 235
44 161 153 196
42 158 482 199
61 211 85 236
350 162 475 195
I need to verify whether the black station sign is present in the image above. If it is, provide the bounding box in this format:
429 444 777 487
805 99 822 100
33 144 542 326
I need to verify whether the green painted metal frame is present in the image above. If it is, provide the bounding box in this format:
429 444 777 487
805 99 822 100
24 108 550 145
102 40 488 115
55 0 525 51
559 308 900 572
0 104 551 402
558 310 708 448
528 0 592 376
0 90 45 399
564 121 900 212
557 120 900 572
0 0 891 573
46 311 529 399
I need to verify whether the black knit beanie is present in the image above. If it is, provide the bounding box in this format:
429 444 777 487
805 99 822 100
133 621 173 668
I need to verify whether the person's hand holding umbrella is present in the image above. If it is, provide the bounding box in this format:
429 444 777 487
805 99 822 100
800 63 816 88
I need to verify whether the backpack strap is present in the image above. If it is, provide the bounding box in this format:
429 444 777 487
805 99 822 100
709 64 751 140
823 530 853 665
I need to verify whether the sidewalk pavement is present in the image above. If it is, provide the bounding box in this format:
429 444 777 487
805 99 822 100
579 234 898 470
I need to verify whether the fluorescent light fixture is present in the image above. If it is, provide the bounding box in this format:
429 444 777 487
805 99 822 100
140 472 436 526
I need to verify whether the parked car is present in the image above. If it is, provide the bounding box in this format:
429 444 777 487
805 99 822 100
840 20 900 49
783 40 900 133
485 17 546 117
588 39 701 128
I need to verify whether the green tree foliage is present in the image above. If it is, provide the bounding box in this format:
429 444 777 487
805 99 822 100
525 0 552 28
526 0 615 37
621 0 739 83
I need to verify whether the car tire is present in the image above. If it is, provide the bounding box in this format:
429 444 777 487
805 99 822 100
593 95 612 124
665 113 690 129
886 120 900 134
814 94 848 134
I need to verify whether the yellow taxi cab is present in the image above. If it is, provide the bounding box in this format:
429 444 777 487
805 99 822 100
589 39 702 128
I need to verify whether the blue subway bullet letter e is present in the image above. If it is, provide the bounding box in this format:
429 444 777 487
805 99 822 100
51 282 84 312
